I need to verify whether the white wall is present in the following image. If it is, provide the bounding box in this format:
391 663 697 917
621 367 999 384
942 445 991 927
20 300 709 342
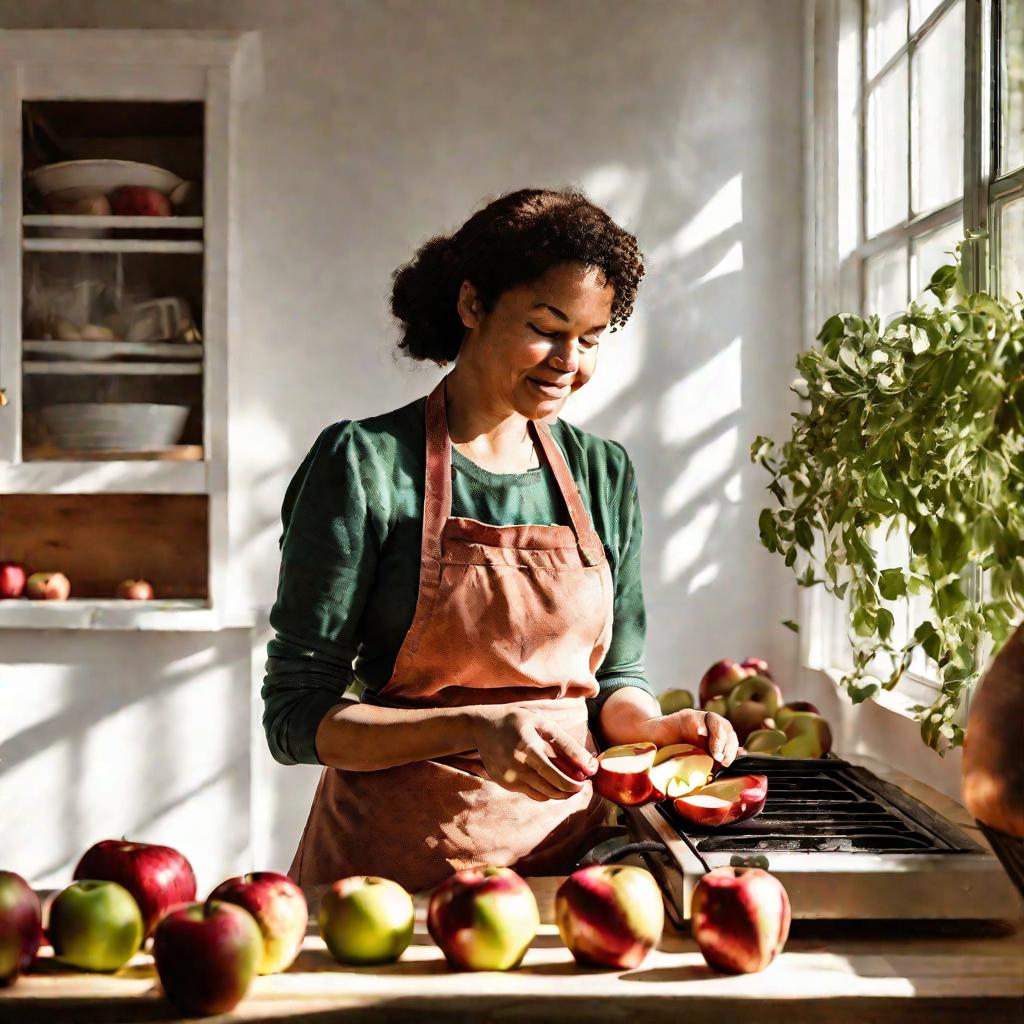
1 0 890 889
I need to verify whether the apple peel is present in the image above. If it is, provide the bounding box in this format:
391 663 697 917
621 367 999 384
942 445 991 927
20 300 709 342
673 774 768 828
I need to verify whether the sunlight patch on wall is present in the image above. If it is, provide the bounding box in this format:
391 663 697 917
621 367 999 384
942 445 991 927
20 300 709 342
661 501 720 584
566 311 646 426
661 426 739 517
658 337 742 447
688 562 720 596
578 164 650 230
651 174 743 263
696 240 744 285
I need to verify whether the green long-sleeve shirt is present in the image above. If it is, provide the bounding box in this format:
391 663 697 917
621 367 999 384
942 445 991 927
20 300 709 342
261 393 653 766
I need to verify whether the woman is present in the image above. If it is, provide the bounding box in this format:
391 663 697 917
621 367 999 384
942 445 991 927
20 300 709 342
263 187 738 893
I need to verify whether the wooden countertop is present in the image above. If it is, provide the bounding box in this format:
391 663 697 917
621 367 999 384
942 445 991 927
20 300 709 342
3 755 1023 1022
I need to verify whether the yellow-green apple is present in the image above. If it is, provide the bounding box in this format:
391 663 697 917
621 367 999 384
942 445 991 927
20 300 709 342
647 744 716 800
658 689 694 714
115 578 154 600
740 657 772 678
690 866 791 974
153 901 262 1015
698 660 753 708
775 701 821 730
73 839 196 938
780 712 833 758
0 563 26 599
208 872 307 974
744 728 788 755
319 876 413 966
704 695 729 718
593 742 658 805
726 676 783 743
24 571 70 600
427 866 539 971
0 871 42 985
555 865 664 968
48 880 144 971
673 774 768 828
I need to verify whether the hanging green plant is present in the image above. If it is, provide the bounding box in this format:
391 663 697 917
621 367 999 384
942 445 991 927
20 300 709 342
751 237 1024 753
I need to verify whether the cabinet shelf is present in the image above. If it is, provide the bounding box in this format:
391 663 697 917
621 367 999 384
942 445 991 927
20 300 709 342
23 238 203 254
0 598 245 631
24 360 202 375
23 214 203 230
0 458 207 494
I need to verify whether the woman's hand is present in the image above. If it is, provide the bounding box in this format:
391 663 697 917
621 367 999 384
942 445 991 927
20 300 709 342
639 709 739 767
471 706 598 801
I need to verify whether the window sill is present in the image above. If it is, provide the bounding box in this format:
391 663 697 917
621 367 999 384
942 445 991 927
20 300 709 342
820 665 941 722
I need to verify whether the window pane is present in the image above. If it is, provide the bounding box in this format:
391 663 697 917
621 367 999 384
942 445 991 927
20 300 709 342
1001 196 1024 299
911 219 963 305
868 0 908 77
911 1 965 213
1002 0 1024 172
910 0 945 33
867 59 910 235
865 245 909 325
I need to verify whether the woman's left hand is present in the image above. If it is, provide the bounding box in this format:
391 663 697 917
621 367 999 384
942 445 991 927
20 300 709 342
637 709 739 767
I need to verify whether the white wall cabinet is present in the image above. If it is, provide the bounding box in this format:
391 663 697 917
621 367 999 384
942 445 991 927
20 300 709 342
0 30 260 630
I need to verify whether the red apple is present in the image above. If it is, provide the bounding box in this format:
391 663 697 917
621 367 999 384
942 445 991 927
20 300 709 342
690 866 791 974
110 186 171 217
0 871 42 985
319 876 414 965
673 774 768 828
208 871 307 975
74 839 196 937
24 571 70 601
647 743 716 800
153 901 262 1016
593 742 658 806
780 712 833 758
775 701 821 729
555 864 664 969
740 657 772 679
0 562 26 599
427 866 539 971
698 660 753 708
115 578 154 600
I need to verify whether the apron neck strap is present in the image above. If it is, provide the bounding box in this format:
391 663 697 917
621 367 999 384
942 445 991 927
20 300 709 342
422 375 603 565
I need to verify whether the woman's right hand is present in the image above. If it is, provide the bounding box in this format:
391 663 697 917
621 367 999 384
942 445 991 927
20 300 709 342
471 706 599 801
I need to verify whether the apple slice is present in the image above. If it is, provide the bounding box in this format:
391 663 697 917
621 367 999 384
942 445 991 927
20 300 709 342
647 743 715 800
592 742 658 805
673 774 768 828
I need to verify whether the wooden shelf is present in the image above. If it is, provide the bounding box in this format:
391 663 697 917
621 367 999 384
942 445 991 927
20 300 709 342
24 340 202 360
0 598 240 631
24 360 202 375
22 444 203 461
23 238 202 254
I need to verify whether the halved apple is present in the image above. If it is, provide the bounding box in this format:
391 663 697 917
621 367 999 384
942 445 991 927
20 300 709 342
592 742 658 805
673 774 768 828
647 744 715 800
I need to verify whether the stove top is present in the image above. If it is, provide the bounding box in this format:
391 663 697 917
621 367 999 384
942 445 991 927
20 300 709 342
624 754 1022 926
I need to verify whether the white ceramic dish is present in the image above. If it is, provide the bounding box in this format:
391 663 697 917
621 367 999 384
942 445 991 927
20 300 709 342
27 159 184 201
38 402 190 451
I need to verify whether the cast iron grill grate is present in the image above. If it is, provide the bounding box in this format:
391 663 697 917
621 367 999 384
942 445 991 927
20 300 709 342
656 755 983 856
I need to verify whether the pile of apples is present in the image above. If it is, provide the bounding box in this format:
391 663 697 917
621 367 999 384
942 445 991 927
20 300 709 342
661 657 834 759
0 840 792 1011
0 561 154 601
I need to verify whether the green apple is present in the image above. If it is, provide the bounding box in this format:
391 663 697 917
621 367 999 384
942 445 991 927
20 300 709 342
319 876 414 965
704 695 729 717
48 880 144 971
658 689 695 714
744 728 787 754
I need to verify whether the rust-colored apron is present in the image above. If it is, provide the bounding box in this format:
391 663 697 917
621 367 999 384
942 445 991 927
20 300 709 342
288 374 615 892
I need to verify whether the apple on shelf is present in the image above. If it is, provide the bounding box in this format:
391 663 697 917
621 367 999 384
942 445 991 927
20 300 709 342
555 864 664 969
152 901 263 1016
427 866 539 972
115 578 155 601
73 839 197 938
208 871 308 975
0 562 26 599
319 876 414 966
0 870 42 986
25 571 70 601
690 865 791 974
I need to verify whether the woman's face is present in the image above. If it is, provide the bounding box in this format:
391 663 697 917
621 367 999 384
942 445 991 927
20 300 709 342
456 262 615 419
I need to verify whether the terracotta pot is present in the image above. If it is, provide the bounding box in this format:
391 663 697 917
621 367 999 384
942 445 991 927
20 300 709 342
962 622 1024 838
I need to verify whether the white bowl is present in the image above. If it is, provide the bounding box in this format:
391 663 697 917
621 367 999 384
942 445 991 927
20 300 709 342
38 403 190 451
27 159 184 201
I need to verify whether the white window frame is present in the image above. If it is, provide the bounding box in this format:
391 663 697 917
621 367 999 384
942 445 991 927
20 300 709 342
803 0 1024 716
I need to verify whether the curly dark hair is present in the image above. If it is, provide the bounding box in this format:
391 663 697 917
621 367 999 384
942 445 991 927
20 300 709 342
390 187 646 366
